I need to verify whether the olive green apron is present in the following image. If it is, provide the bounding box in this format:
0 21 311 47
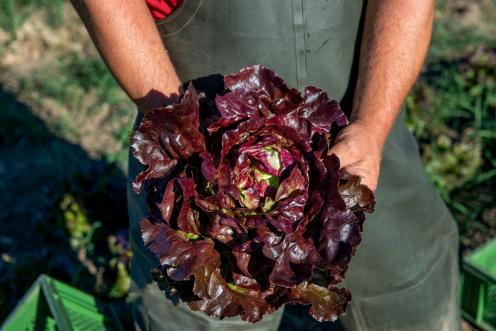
127 1 461 330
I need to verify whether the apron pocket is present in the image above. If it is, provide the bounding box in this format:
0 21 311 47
156 0 203 36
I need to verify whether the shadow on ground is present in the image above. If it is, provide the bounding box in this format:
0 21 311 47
0 86 132 327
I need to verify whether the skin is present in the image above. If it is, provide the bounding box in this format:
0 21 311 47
71 0 434 191
328 0 435 191
70 0 182 111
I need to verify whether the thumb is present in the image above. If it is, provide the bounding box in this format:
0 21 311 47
328 142 353 169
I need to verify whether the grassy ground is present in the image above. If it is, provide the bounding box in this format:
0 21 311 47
406 0 496 253
0 0 494 329
0 2 135 326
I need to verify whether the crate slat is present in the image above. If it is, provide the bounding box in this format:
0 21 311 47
462 239 496 331
0 274 124 331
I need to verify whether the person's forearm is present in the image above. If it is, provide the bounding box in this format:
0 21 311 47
70 0 181 111
352 0 435 146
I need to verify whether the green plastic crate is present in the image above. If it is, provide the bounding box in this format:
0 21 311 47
461 238 496 331
1 274 124 331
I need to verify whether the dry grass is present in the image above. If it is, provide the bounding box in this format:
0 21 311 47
0 4 134 166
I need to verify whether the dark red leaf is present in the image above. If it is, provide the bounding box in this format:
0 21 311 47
177 176 196 201
285 282 351 322
298 86 348 129
131 84 205 193
232 273 261 291
275 166 307 201
338 173 376 212
223 65 303 115
263 233 321 287
140 217 219 281
188 269 272 323
267 190 308 234
207 215 244 244
176 201 200 235
135 66 375 324
156 180 176 223
199 151 217 183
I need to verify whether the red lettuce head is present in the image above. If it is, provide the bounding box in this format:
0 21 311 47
132 65 375 323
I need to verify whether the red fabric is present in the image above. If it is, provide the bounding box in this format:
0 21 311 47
145 0 183 20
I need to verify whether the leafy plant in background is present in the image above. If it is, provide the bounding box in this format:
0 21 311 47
58 184 132 299
406 45 496 251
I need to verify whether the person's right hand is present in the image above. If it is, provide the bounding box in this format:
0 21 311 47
328 120 385 192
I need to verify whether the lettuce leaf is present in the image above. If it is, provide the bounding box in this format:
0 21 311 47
132 65 375 323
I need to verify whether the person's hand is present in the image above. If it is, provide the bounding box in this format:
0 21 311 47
328 120 385 191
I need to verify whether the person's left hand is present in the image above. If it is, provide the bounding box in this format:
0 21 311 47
328 120 385 191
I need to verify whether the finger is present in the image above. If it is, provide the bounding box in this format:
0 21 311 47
358 174 377 192
328 143 353 168
342 165 377 192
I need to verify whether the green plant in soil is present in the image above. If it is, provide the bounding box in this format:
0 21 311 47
406 7 496 253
